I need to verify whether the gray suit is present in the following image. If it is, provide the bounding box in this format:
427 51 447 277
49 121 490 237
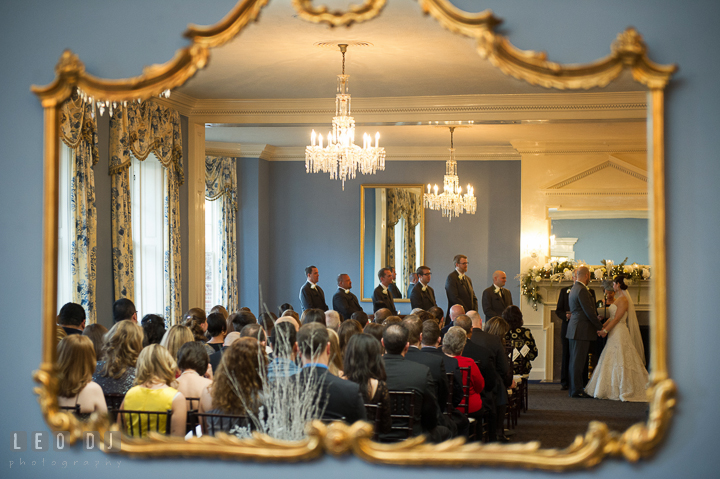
566 281 603 396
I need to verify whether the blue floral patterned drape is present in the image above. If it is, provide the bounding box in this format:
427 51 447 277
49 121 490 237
205 156 238 312
109 101 184 324
385 188 421 293
60 96 99 324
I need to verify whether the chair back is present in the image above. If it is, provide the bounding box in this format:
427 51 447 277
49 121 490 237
445 372 455 415
387 390 416 440
456 366 471 415
104 393 124 421
185 397 200 434
59 404 92 421
364 403 382 441
193 412 250 436
119 409 172 437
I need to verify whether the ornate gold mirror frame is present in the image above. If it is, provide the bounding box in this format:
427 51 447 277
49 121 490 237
32 0 677 470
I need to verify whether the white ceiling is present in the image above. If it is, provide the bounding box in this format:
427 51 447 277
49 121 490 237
172 0 647 154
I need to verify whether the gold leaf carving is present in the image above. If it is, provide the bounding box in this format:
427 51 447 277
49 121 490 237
291 0 387 27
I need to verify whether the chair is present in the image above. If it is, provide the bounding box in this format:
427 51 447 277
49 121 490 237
364 403 382 441
119 409 173 437
59 405 92 421
387 390 415 441
185 397 200 434
104 393 125 422
193 412 250 436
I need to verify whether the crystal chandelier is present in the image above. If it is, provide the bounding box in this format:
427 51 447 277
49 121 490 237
305 44 385 190
424 127 477 220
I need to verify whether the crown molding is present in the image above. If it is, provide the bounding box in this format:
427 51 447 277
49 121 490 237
205 141 272 160
170 91 647 123
512 140 647 155
549 209 649 219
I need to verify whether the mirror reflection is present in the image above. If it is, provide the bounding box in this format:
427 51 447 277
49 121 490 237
50 0 658 456
361 185 424 301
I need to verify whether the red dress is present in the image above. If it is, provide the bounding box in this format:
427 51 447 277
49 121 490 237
455 355 485 414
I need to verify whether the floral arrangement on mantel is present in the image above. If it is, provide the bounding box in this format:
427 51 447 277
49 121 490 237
517 257 651 310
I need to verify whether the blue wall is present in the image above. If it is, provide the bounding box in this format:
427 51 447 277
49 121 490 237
2 0 720 477
552 218 649 265
363 187 376 299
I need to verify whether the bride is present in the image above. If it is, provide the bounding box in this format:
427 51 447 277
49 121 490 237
585 275 648 402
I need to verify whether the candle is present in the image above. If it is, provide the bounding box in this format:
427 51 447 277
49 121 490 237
375 132 379 148
318 133 323 148
427 184 431 193
311 130 316 147
434 184 438 194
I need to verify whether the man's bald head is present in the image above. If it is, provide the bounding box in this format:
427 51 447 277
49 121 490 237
374 308 392 324
224 331 241 347
449 304 465 321
467 310 483 328
493 270 507 287
576 266 590 284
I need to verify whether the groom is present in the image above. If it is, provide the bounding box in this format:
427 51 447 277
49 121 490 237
567 266 606 398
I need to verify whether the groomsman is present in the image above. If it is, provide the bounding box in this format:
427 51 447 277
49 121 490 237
373 268 398 314
299 265 328 312
481 270 513 321
410 266 437 310
332 273 364 320
388 267 403 299
445 254 478 321
406 272 418 298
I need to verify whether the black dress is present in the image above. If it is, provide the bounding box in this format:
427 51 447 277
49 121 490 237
92 362 136 395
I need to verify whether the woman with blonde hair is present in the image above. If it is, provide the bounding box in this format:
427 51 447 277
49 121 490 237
485 316 510 344
92 320 143 395
120 344 187 437
57 335 107 415
160 324 194 361
198 337 266 432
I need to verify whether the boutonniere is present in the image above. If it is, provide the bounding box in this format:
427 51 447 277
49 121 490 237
382 289 388 295
310 283 316 290
458 274 465 280
344 289 350 294
422 285 427 292
494 287 501 294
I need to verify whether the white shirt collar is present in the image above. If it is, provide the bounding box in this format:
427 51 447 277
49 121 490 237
494 284 502 293
307 280 317 290
381 284 389 294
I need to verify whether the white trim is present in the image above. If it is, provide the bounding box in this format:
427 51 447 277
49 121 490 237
549 210 649 219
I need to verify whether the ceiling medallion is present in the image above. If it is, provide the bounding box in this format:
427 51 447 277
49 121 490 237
424 126 477 220
305 44 385 190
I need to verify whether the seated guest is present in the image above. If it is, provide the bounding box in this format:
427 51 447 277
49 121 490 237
343 334 391 435
209 331 240 374
205 312 227 353
300 308 326 326
383 316 402 327
56 326 67 347
442 327 484 415
210 305 229 320
502 305 538 375
351 310 369 328
420 321 462 408
338 319 362 357
332 273 364 320
363 323 385 351
267 322 300 380
229 310 258 333
428 306 445 327
372 268 397 314
176 342 213 404
57 335 107 415
160 325 194 361
281 310 301 328
325 310 341 331
295 323 367 424
259 312 276 337
120 344 187 437
140 314 165 347
182 308 214 356
452 315 498 415
93 320 143 395
382 324 449 443
275 316 299 332
327 329 344 376
442 304 465 335
82 323 108 361
57 302 86 336
372 308 391 325
278 303 294 317
410 266 437 311
240 323 267 345
199 338 266 433
113 298 137 324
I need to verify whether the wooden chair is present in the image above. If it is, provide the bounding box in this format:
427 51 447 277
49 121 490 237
193 412 250 436
119 409 172 437
185 397 200 434
364 403 382 441
59 404 92 421
387 390 416 441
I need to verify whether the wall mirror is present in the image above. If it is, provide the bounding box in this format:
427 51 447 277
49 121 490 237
33 0 676 470
360 184 424 302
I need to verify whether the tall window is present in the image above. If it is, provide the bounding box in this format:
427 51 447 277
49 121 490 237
130 154 165 318
205 197 223 311
57 142 73 310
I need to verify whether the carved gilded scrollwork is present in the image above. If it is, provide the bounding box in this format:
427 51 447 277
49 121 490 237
33 0 677 469
291 0 387 27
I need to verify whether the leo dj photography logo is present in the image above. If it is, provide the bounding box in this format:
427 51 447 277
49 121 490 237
9 431 122 469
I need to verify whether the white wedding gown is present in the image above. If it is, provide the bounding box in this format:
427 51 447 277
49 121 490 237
585 291 649 402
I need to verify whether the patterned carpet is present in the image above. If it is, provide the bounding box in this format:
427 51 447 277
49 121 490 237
508 382 649 449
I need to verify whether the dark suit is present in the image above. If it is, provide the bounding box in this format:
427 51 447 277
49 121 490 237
372 285 397 314
421 346 462 408
299 282 328 311
481 286 513 321
407 282 417 298
410 283 437 311
388 282 402 299
382 353 443 441
461 339 497 412
332 288 363 320
445 270 478 320
554 285 572 388
405 346 448 409
470 327 510 439
566 281 603 396
295 366 367 424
